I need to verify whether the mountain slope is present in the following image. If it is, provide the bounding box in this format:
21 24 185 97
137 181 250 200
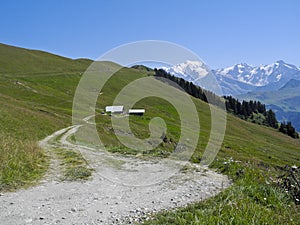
162 60 209 83
239 79 300 131
280 78 300 89
215 73 255 96
95 64 300 166
0 44 93 190
0 43 92 75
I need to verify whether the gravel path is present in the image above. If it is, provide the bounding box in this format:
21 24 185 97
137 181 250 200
0 116 230 225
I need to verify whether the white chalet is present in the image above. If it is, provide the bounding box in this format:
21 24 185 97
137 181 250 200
105 106 124 113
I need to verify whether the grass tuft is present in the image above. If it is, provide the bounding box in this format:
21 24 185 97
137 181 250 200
53 148 93 181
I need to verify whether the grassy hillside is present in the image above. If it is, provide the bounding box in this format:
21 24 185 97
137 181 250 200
0 43 92 75
0 43 92 190
95 66 300 167
0 44 299 223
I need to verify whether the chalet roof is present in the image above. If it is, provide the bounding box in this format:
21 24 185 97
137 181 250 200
105 105 124 112
128 109 145 114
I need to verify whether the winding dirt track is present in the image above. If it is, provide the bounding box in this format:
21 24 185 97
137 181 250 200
0 116 230 225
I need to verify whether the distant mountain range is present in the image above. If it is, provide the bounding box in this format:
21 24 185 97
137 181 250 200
213 60 300 95
162 60 300 131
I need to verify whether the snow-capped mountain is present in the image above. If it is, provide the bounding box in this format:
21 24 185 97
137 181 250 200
162 60 225 95
215 60 300 95
162 60 300 96
162 60 209 84
214 60 300 89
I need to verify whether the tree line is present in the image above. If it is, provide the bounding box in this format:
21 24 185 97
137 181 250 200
153 68 223 107
224 96 298 138
224 96 278 128
154 68 299 139
279 121 299 139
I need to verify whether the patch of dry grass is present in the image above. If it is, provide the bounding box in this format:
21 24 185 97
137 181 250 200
0 134 48 191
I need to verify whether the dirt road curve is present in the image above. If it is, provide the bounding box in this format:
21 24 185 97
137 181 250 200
0 116 230 225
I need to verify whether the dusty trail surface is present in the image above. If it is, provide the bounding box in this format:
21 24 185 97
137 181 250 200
0 116 230 225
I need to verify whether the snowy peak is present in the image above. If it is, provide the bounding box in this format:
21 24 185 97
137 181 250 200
274 60 300 71
214 60 300 87
162 60 210 83
161 60 225 94
215 63 253 82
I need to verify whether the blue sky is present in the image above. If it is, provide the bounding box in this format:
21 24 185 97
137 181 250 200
1 0 299 68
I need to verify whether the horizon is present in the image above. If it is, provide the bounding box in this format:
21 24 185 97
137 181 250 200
2 42 299 70
1 1 300 68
